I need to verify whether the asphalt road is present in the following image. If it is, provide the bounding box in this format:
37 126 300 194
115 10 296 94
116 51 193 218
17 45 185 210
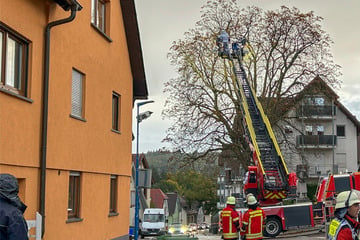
146 227 326 240
267 229 326 239
197 227 326 240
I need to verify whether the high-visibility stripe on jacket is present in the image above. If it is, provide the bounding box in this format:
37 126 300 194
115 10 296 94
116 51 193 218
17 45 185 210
327 216 358 240
221 206 239 239
241 207 265 240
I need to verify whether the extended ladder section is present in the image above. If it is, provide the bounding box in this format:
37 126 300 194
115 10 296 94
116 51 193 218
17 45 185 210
232 60 289 192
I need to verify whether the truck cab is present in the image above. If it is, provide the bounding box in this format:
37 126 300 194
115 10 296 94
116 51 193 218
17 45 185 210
140 208 166 238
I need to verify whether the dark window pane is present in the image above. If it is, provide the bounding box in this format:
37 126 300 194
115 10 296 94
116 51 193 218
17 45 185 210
337 125 345 137
112 94 119 130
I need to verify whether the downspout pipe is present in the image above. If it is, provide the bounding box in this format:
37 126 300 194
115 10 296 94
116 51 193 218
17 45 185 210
40 2 82 238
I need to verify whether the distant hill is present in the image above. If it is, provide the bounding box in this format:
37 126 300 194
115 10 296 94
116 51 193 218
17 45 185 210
145 150 221 183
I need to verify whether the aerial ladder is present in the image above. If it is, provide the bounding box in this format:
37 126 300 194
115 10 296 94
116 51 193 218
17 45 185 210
216 31 297 205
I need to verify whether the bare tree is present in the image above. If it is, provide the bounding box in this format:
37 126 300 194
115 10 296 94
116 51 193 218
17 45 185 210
163 0 341 168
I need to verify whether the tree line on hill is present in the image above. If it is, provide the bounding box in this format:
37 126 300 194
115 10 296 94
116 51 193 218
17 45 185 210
145 150 220 214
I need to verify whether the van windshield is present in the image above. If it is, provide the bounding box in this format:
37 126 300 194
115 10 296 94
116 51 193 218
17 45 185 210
144 214 164 222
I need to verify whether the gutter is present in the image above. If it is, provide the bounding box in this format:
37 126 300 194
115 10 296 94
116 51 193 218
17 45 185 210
40 1 82 237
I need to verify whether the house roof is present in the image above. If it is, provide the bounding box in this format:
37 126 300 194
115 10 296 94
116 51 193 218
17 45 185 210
151 189 167 208
120 0 148 100
132 153 149 168
166 192 178 215
295 76 339 101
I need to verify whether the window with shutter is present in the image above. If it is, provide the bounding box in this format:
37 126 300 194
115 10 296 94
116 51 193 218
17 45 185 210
71 69 84 119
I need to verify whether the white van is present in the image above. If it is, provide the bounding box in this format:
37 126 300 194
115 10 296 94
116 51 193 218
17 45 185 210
140 208 166 238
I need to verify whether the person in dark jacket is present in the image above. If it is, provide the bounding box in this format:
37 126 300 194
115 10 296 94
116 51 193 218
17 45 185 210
0 173 28 240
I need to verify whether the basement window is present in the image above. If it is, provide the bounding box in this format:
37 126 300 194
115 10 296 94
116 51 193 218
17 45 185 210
109 175 118 215
67 172 82 221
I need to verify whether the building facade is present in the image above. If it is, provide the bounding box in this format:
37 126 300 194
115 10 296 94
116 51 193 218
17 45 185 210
277 77 360 197
0 0 147 239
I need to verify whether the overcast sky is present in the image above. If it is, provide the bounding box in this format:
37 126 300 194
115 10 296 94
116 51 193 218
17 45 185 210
132 0 360 153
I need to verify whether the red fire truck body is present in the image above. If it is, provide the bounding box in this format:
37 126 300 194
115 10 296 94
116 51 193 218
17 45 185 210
238 202 315 237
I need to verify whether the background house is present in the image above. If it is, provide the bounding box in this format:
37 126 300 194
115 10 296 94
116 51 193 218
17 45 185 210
0 0 148 239
166 192 188 225
130 154 152 227
278 76 360 198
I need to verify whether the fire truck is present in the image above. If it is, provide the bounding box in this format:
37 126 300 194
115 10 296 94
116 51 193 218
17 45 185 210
215 32 344 237
315 172 360 221
217 32 297 206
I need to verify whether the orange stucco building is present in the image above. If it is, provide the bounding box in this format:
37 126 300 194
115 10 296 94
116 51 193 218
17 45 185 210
0 0 148 239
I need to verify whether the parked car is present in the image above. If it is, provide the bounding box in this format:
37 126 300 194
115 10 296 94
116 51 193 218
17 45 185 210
167 223 188 236
188 223 198 233
198 223 208 230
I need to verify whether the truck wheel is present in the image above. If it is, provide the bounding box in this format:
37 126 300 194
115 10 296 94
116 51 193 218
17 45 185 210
264 217 282 238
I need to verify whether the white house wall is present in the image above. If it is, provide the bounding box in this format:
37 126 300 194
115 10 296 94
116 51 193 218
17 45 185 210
335 106 358 172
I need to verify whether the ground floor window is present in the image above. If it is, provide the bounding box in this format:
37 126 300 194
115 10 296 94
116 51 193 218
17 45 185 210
68 172 81 219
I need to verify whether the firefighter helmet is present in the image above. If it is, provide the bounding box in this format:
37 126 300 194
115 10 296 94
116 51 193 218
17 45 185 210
226 196 236 205
335 190 360 209
247 195 257 206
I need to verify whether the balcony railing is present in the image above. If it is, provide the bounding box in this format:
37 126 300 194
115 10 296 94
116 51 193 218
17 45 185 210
297 105 336 118
309 164 339 176
296 135 337 148
299 164 346 178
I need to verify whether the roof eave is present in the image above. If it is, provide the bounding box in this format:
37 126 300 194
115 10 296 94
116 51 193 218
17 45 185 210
120 0 148 101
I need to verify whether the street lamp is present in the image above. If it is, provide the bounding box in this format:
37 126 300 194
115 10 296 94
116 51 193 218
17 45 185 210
134 100 154 240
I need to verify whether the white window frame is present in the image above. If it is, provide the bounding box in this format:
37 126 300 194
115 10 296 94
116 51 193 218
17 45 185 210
91 0 108 33
317 125 324 135
0 23 29 97
305 125 313 135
